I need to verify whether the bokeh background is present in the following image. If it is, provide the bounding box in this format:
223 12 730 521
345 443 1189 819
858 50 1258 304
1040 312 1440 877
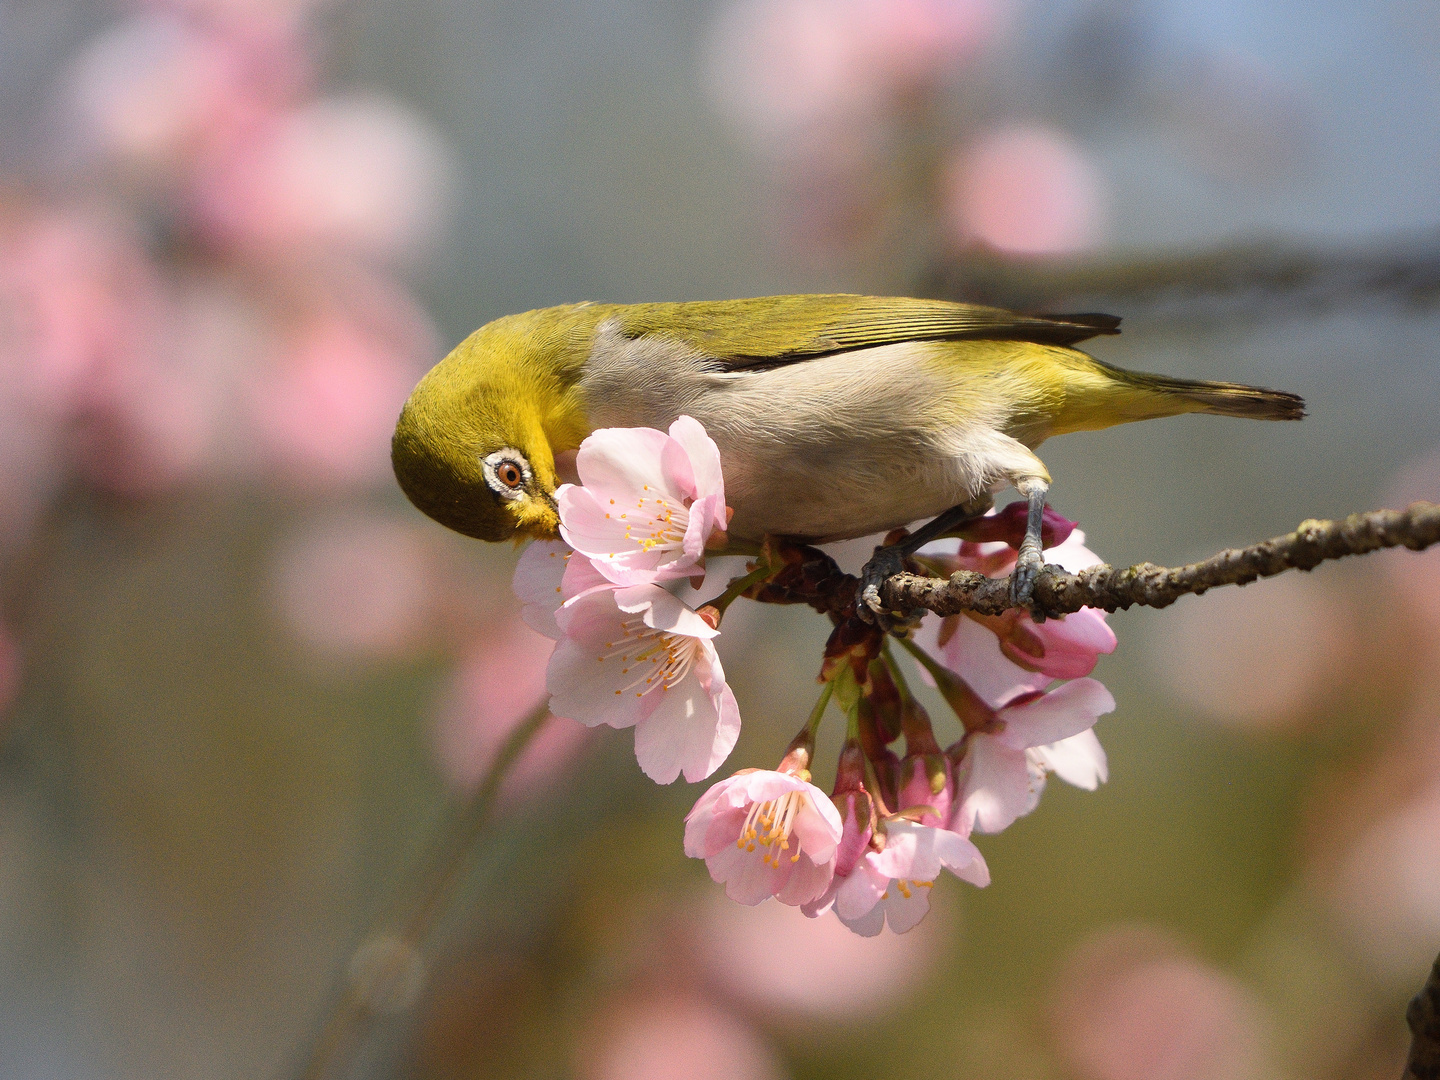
1 1 1439 1078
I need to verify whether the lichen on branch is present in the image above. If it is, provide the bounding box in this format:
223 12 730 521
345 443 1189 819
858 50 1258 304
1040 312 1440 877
877 502 1440 620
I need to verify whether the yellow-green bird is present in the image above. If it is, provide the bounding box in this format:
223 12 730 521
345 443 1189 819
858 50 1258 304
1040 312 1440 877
391 294 1303 613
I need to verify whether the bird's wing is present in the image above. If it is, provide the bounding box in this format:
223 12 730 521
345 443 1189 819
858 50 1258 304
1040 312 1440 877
609 294 1120 371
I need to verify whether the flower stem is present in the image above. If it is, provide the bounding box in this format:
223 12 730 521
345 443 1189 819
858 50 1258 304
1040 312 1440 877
806 680 834 741
779 681 834 776
704 557 776 620
892 635 996 733
881 641 914 706
291 699 552 1080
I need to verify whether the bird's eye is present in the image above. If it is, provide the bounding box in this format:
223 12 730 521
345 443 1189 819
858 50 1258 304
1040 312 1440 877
497 461 524 488
482 448 532 502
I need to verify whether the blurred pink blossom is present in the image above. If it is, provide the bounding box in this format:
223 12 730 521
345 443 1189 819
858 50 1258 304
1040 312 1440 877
1328 778 1440 983
268 513 439 665
192 94 453 263
576 996 788 1080
248 278 434 489
706 0 1004 138
65 14 302 184
432 625 592 802
944 125 1108 254
1049 926 1269 1080
0 207 161 417
1144 571 1351 730
0 205 222 495
697 888 940 1020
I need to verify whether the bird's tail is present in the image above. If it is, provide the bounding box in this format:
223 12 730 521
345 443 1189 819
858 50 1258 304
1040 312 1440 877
1109 365 1306 421
1048 355 1306 434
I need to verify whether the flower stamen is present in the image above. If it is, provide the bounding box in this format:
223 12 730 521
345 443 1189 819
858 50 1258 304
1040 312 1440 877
736 790 809 866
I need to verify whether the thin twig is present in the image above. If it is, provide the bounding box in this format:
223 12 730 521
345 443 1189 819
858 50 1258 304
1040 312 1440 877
879 502 1440 619
291 700 553 1080
1405 952 1440 1080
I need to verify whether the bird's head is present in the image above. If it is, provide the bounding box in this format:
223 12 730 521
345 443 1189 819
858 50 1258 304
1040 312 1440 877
392 310 596 542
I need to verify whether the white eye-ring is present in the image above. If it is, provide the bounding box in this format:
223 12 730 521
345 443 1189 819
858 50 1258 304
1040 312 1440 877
482 448 531 501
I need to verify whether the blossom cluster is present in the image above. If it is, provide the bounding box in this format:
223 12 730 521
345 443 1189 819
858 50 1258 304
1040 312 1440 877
516 416 1117 936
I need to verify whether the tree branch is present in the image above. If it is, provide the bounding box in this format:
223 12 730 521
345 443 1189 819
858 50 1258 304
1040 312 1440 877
923 231 1440 320
1405 951 1440 1080
878 502 1440 620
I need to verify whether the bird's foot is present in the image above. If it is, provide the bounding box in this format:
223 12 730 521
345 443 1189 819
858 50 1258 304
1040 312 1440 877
1010 537 1045 611
858 544 924 632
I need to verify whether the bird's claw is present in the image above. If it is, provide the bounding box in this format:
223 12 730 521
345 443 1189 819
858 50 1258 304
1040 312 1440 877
1010 539 1045 609
857 545 923 632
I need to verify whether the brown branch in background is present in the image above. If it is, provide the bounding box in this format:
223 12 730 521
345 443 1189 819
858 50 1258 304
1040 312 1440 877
880 502 1440 620
1405 952 1440 1080
923 231 1440 319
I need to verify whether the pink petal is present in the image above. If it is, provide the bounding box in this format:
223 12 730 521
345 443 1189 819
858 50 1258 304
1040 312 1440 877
800 882 838 920
775 851 835 907
790 789 845 863
837 901 887 938
707 843 789 906
616 585 719 639
995 677 1115 750
700 806 750 858
659 430 699 500
681 492 726 563
1047 528 1105 573
914 611 1048 708
546 634 650 731
573 426 678 501
1034 729 1108 790
958 734 1039 834
558 485 699 585
878 887 934 935
632 672 740 784
512 540 574 639
869 822 938 881
935 831 990 887
1019 608 1117 679
834 858 890 921
668 415 726 504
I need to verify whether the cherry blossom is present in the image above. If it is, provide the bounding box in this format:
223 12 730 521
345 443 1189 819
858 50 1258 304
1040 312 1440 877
956 678 1115 834
943 125 1108 255
823 818 989 936
796 739 986 937
192 94 454 264
556 416 729 587
547 582 740 784
684 769 844 906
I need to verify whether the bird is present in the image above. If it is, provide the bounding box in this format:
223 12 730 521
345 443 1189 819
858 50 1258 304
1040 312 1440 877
391 293 1304 615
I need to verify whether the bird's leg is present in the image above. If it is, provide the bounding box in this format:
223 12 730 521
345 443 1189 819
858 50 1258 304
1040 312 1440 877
858 498 993 626
1010 477 1049 609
